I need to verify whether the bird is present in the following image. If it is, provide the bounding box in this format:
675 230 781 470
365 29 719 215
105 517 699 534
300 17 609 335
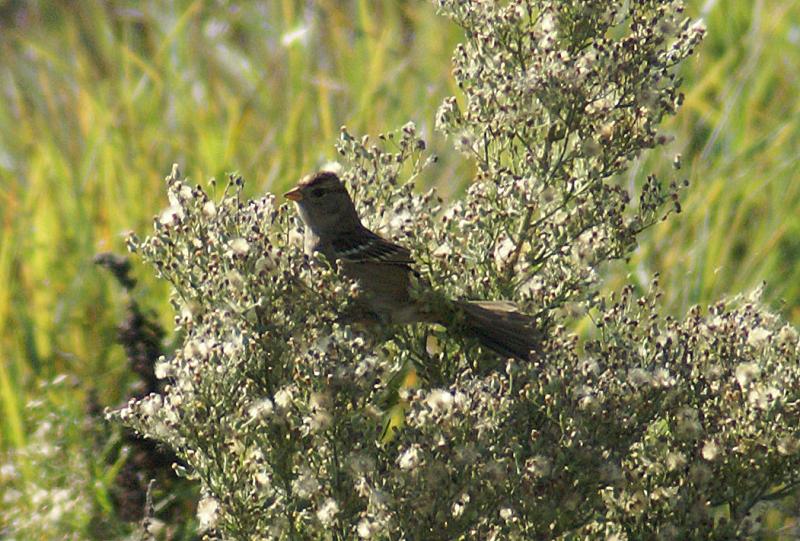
284 171 540 361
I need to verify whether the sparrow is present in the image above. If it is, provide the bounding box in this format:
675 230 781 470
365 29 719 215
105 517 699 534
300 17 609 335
285 171 540 361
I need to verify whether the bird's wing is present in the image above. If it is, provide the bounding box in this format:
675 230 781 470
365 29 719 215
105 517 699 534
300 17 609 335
330 228 414 266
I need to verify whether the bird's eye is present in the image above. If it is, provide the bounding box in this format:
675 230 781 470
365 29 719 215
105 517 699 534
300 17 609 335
311 188 324 198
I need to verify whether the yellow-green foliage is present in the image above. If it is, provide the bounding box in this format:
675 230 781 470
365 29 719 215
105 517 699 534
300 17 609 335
623 0 800 320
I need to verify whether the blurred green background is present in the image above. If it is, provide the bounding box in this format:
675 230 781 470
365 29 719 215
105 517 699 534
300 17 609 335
0 0 798 535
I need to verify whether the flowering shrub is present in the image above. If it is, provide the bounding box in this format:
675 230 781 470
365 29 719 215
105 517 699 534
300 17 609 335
113 1 800 539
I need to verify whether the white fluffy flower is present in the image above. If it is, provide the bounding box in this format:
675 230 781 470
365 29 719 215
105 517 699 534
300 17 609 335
228 237 250 256
202 200 217 217
777 324 798 347
747 327 771 348
196 496 220 531
357 518 379 539
499 506 515 521
248 398 274 419
316 498 339 526
748 385 780 410
525 455 552 479
627 368 653 388
432 243 453 258
292 468 320 500
666 452 687 471
274 387 294 409
158 206 183 226
140 394 163 417
778 436 799 456
154 358 172 379
308 411 332 432
426 389 454 416
398 445 422 470
735 362 760 388
701 440 720 461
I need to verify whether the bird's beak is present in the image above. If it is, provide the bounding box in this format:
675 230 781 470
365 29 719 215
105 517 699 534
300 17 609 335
284 187 303 201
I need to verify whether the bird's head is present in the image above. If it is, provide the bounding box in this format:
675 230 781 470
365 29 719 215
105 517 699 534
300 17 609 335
284 171 361 236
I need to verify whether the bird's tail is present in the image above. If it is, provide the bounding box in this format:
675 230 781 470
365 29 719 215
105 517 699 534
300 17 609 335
454 300 540 361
